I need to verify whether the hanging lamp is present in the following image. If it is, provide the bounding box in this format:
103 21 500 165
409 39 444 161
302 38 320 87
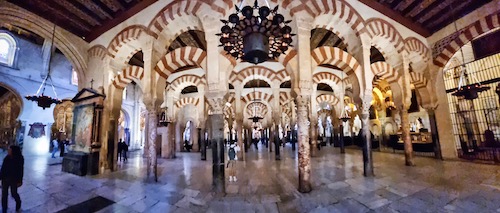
217 0 295 64
25 23 62 109
448 4 490 100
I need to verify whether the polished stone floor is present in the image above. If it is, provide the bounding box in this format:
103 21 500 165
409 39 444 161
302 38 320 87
2 144 499 213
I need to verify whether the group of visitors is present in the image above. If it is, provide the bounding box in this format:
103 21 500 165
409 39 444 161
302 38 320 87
117 139 128 162
51 138 70 158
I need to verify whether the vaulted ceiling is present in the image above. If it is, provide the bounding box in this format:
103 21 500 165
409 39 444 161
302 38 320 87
361 0 493 36
7 0 158 41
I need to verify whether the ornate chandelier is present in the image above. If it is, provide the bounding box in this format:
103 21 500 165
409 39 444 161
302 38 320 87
25 24 61 109
217 0 295 64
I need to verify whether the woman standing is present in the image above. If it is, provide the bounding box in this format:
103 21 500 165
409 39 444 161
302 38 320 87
0 145 24 213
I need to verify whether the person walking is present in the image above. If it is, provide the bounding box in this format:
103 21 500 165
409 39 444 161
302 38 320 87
227 141 240 182
122 142 128 162
51 138 58 158
117 139 123 162
0 145 24 213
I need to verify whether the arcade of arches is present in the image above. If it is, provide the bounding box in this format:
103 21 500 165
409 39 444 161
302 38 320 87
0 0 499 211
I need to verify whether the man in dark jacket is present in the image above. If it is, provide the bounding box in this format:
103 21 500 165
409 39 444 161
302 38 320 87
0 145 23 213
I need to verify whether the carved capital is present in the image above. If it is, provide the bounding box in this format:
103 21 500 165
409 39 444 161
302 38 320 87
207 97 225 115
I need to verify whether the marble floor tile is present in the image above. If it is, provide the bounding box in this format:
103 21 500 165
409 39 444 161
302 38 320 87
0 146 497 213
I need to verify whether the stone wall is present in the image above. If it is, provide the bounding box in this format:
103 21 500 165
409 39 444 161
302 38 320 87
0 31 77 156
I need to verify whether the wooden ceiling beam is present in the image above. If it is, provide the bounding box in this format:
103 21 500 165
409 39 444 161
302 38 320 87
359 0 431 37
86 0 158 41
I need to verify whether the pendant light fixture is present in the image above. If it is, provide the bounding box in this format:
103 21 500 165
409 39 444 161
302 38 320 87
448 4 490 100
25 23 62 109
248 68 263 123
217 0 295 64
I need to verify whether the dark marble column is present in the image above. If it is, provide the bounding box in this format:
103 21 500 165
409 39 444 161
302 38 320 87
361 96 374 177
274 124 280 160
339 123 345 153
209 114 224 193
199 128 206 161
427 109 443 160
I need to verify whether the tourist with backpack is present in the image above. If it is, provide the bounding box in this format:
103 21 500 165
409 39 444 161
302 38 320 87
227 141 240 182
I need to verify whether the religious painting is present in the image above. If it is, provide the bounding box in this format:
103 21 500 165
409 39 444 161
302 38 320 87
72 104 94 152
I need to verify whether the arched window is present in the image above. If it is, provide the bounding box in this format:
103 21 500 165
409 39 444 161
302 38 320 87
0 33 17 67
71 69 78 85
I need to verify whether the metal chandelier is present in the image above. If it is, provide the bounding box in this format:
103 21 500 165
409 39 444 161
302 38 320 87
217 0 295 64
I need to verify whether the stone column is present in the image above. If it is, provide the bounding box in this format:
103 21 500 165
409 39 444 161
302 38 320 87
402 55 414 166
309 115 318 157
207 97 225 193
297 95 312 192
426 108 443 159
339 120 346 153
165 120 176 159
145 102 158 181
199 127 206 160
191 123 199 152
361 94 374 177
274 123 281 160
236 115 245 161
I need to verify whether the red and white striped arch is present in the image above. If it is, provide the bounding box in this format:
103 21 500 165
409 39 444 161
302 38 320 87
365 18 405 54
230 66 281 87
286 0 366 35
154 46 207 79
316 94 339 107
147 0 228 39
434 12 500 67
246 102 268 118
88 45 109 60
175 97 200 108
405 37 430 62
313 72 342 89
167 74 206 93
107 25 152 59
410 72 427 89
279 91 293 106
112 66 144 89
370 62 399 84
241 91 274 105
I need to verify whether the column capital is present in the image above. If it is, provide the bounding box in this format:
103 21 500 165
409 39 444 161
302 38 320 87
143 96 159 111
206 95 226 115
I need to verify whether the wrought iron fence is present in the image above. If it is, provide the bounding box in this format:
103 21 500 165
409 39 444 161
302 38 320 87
443 54 500 163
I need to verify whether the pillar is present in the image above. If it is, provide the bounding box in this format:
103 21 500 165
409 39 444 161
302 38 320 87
402 55 415 166
144 100 158 181
199 127 206 160
207 97 225 193
339 121 346 153
361 94 374 177
310 115 318 157
274 123 281 160
297 95 311 192
236 115 245 161
427 109 443 160
165 121 176 159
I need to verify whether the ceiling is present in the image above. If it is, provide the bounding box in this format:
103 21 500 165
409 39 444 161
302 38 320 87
7 0 158 41
167 30 206 53
7 0 492 43
310 28 348 51
361 0 493 36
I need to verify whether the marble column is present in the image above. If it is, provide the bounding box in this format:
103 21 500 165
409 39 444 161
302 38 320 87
166 121 176 159
339 121 346 153
427 109 443 160
401 106 414 166
147 108 158 181
200 127 206 160
236 116 245 161
296 95 311 193
361 95 374 177
310 116 318 157
207 97 225 193
274 123 281 160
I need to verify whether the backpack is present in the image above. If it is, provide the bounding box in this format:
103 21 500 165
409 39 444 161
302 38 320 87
228 146 236 160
